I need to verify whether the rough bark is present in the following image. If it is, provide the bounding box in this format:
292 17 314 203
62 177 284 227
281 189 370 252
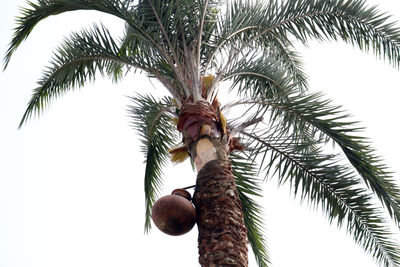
178 100 248 267
193 159 248 267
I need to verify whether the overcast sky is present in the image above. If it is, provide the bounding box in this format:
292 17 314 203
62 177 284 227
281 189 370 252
1 1 400 267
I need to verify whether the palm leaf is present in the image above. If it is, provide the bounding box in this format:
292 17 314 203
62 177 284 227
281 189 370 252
128 94 178 233
205 0 308 92
120 22 183 99
241 129 400 267
132 0 221 100
271 0 400 68
3 0 141 69
213 0 400 77
267 93 400 227
230 153 270 267
227 92 400 229
221 50 298 102
17 23 157 127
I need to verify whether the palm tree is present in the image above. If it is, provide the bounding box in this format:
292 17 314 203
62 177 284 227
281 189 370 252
4 0 400 266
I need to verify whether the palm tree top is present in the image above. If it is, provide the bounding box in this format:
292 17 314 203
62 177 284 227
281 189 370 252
4 0 400 266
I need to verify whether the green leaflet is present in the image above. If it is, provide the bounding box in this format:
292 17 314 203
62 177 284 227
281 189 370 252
231 153 270 267
128 94 178 233
241 129 400 267
265 92 400 228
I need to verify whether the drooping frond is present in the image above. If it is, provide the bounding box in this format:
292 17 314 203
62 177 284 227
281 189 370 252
225 0 400 69
17 23 169 127
230 153 270 267
271 0 400 68
5 0 221 101
241 129 400 267
128 94 178 233
260 93 400 227
4 0 138 68
227 92 400 229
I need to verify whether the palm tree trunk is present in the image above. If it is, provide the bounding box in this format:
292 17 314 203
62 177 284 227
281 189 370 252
178 101 248 266
193 157 248 266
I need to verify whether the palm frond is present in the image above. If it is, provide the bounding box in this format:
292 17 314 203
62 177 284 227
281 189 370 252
263 92 400 227
128 94 178 233
230 153 270 267
141 0 220 57
3 0 140 69
205 0 308 91
17 23 160 127
227 92 400 229
221 0 400 70
120 23 183 99
132 0 221 100
241 130 400 267
274 0 400 68
221 50 298 102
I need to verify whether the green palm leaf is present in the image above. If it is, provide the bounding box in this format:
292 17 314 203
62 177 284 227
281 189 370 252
241 129 400 267
128 94 178 233
207 0 308 91
213 0 400 78
265 93 400 227
227 92 400 229
221 51 298 102
271 0 400 68
127 0 221 99
4 0 140 69
17 23 154 127
230 152 269 267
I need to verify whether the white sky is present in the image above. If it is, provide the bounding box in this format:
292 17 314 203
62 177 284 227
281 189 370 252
1 1 400 266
